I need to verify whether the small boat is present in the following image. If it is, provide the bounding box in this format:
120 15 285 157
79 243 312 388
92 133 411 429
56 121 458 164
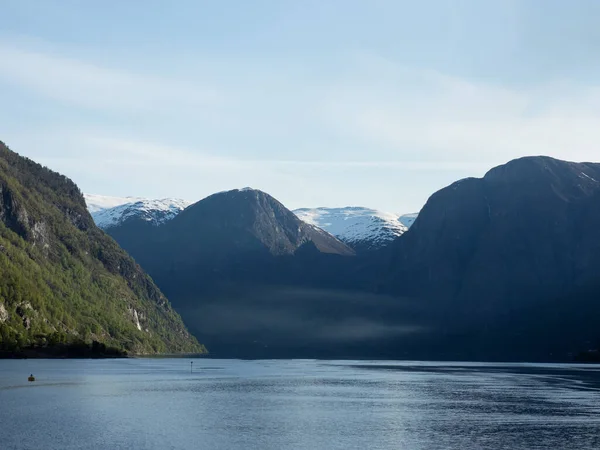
28 374 35 382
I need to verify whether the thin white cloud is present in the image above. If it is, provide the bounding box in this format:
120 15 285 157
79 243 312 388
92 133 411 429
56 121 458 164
0 42 222 113
14 130 491 173
7 40 599 170
79 136 240 168
321 55 600 164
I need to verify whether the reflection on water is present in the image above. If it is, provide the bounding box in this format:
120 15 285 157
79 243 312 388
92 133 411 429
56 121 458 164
0 359 599 450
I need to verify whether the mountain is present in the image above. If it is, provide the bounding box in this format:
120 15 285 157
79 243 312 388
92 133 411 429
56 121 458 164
107 188 354 259
84 194 191 229
100 188 376 356
293 207 408 252
107 188 355 288
0 141 205 356
383 156 600 360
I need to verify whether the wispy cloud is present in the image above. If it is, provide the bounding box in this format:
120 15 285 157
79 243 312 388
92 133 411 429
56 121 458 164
321 54 600 165
6 39 600 169
0 42 222 113
15 130 491 173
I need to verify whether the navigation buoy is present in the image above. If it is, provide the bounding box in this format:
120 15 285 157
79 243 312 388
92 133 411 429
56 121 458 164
28 374 35 382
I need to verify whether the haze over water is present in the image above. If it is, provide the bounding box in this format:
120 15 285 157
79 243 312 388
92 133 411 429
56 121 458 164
1 359 599 449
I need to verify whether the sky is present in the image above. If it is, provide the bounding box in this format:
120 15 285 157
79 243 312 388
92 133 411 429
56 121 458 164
2 0 600 213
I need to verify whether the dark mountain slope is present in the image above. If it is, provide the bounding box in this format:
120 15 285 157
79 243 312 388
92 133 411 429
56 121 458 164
383 156 600 359
0 141 205 355
110 188 353 285
169 188 353 256
387 156 600 301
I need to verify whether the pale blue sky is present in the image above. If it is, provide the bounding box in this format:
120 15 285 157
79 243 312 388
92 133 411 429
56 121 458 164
1 0 600 212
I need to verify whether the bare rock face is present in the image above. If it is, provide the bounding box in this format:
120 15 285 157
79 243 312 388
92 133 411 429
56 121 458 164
0 303 8 323
31 221 51 251
0 184 30 239
127 306 143 332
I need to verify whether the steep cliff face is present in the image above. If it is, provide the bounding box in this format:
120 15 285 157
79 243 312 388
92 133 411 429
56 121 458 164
0 141 205 355
0 185 32 240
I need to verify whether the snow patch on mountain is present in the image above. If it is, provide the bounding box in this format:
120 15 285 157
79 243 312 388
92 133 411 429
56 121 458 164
84 194 191 229
84 194 144 214
293 207 409 250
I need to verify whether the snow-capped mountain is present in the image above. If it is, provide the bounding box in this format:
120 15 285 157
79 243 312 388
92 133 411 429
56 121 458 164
84 194 191 229
293 207 413 252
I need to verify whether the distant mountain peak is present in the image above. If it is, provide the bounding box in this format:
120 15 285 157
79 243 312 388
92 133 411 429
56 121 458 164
84 194 144 214
84 194 191 229
293 207 414 252
175 189 354 256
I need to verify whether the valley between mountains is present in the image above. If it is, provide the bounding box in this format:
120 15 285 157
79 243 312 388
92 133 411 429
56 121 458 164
1 139 599 361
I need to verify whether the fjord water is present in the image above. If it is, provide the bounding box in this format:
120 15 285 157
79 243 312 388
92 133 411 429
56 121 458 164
0 360 599 450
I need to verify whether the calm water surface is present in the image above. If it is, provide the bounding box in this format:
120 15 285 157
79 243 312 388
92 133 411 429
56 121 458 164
0 359 599 449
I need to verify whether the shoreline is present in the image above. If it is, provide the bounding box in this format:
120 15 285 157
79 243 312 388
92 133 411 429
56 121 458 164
1 352 597 364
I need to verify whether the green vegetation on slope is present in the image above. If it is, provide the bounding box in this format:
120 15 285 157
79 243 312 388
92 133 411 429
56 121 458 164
0 142 206 355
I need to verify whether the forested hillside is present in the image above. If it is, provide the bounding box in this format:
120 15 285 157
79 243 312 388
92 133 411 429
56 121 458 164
0 141 205 356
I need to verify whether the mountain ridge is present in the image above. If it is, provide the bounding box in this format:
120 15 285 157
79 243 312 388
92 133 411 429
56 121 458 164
86 193 419 252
